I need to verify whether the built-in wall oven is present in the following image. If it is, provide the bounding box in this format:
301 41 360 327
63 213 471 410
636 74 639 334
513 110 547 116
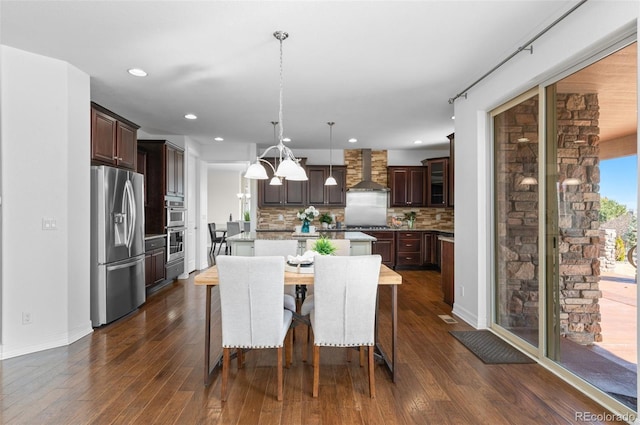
167 226 186 262
166 199 186 262
166 200 186 228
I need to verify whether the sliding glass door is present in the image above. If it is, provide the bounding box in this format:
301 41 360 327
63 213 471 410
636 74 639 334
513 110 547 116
493 90 541 350
493 41 637 411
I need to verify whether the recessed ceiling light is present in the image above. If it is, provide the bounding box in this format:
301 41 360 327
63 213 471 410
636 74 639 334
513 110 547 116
414 140 423 144
184 113 197 120
127 68 147 77
214 137 224 142
451 116 455 120
282 137 291 142
348 138 358 143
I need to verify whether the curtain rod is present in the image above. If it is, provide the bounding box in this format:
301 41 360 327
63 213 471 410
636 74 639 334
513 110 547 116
448 0 589 104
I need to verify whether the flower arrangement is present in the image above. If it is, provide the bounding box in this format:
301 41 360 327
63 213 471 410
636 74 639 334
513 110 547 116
297 206 320 223
404 211 417 229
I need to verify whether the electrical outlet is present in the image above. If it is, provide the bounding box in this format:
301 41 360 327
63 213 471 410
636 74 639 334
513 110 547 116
42 217 57 230
22 312 32 325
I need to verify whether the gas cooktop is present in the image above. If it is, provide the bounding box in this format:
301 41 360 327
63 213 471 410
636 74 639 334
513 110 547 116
345 225 391 230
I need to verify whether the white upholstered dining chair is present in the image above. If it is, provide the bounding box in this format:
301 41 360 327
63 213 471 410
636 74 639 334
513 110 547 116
253 239 299 313
308 254 382 398
216 255 293 401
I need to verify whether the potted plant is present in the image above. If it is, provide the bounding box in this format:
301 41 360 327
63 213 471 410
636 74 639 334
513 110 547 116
319 212 333 229
243 211 250 222
404 211 417 229
311 236 337 255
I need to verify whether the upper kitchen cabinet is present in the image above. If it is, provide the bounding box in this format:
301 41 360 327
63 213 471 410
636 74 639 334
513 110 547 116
388 166 426 207
447 133 454 207
166 145 184 198
258 159 307 207
90 102 139 170
307 165 346 206
426 158 448 207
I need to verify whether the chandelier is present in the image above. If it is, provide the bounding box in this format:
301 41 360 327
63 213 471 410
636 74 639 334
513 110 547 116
244 31 308 182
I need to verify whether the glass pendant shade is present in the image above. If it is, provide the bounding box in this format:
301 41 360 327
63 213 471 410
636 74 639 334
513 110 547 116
324 175 337 186
275 158 299 177
245 161 269 179
269 176 282 186
286 163 309 181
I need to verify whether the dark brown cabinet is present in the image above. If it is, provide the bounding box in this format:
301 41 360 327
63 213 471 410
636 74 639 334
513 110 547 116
166 145 184 198
447 133 454 207
422 232 439 267
91 103 139 170
388 167 426 207
144 237 166 287
441 238 454 305
258 159 308 207
426 158 448 207
365 231 395 268
307 165 346 206
137 140 185 234
396 231 422 267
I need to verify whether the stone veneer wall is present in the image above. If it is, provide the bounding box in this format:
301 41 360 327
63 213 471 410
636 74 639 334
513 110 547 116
598 228 617 272
496 93 602 345
495 96 540 331
257 149 454 230
557 93 602 344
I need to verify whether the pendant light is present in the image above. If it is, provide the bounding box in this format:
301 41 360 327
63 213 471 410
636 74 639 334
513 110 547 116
245 31 308 182
325 122 337 186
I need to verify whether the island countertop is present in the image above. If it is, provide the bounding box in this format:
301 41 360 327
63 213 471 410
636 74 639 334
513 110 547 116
226 231 376 242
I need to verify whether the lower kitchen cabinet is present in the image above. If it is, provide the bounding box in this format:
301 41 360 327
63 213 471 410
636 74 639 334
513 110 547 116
366 231 395 268
440 237 454 306
145 236 166 287
422 232 438 267
396 231 422 267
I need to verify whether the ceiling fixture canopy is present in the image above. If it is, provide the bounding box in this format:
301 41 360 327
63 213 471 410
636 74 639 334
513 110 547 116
245 31 308 182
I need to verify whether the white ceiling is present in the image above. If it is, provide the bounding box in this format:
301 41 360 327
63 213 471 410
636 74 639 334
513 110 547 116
1 0 582 152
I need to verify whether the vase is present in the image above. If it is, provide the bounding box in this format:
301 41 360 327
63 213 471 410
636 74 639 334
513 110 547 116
301 220 310 233
407 219 415 229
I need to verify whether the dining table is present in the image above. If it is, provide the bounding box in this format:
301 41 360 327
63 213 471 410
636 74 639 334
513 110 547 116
194 263 402 386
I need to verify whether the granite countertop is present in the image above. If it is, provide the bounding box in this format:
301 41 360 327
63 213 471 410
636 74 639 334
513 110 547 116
227 231 376 242
256 227 454 235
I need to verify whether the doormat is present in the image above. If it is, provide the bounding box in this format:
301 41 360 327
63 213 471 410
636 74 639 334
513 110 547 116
449 330 535 364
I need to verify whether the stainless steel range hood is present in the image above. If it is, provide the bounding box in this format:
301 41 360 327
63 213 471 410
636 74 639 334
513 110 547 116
348 149 390 191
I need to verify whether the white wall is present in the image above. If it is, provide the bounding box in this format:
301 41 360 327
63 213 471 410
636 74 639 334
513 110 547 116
452 2 639 328
207 168 243 227
1 46 92 358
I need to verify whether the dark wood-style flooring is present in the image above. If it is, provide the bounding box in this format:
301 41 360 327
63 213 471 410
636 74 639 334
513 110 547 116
0 269 623 424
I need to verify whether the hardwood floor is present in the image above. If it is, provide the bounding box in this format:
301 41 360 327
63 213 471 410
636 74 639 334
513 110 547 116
0 269 624 424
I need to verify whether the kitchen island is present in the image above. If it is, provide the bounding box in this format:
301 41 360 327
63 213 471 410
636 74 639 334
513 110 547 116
226 231 375 256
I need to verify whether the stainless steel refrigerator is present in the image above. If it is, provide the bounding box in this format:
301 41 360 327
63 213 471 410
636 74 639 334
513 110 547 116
90 165 146 327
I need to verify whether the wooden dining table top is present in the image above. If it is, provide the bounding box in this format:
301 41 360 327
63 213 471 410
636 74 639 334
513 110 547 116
194 263 402 286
